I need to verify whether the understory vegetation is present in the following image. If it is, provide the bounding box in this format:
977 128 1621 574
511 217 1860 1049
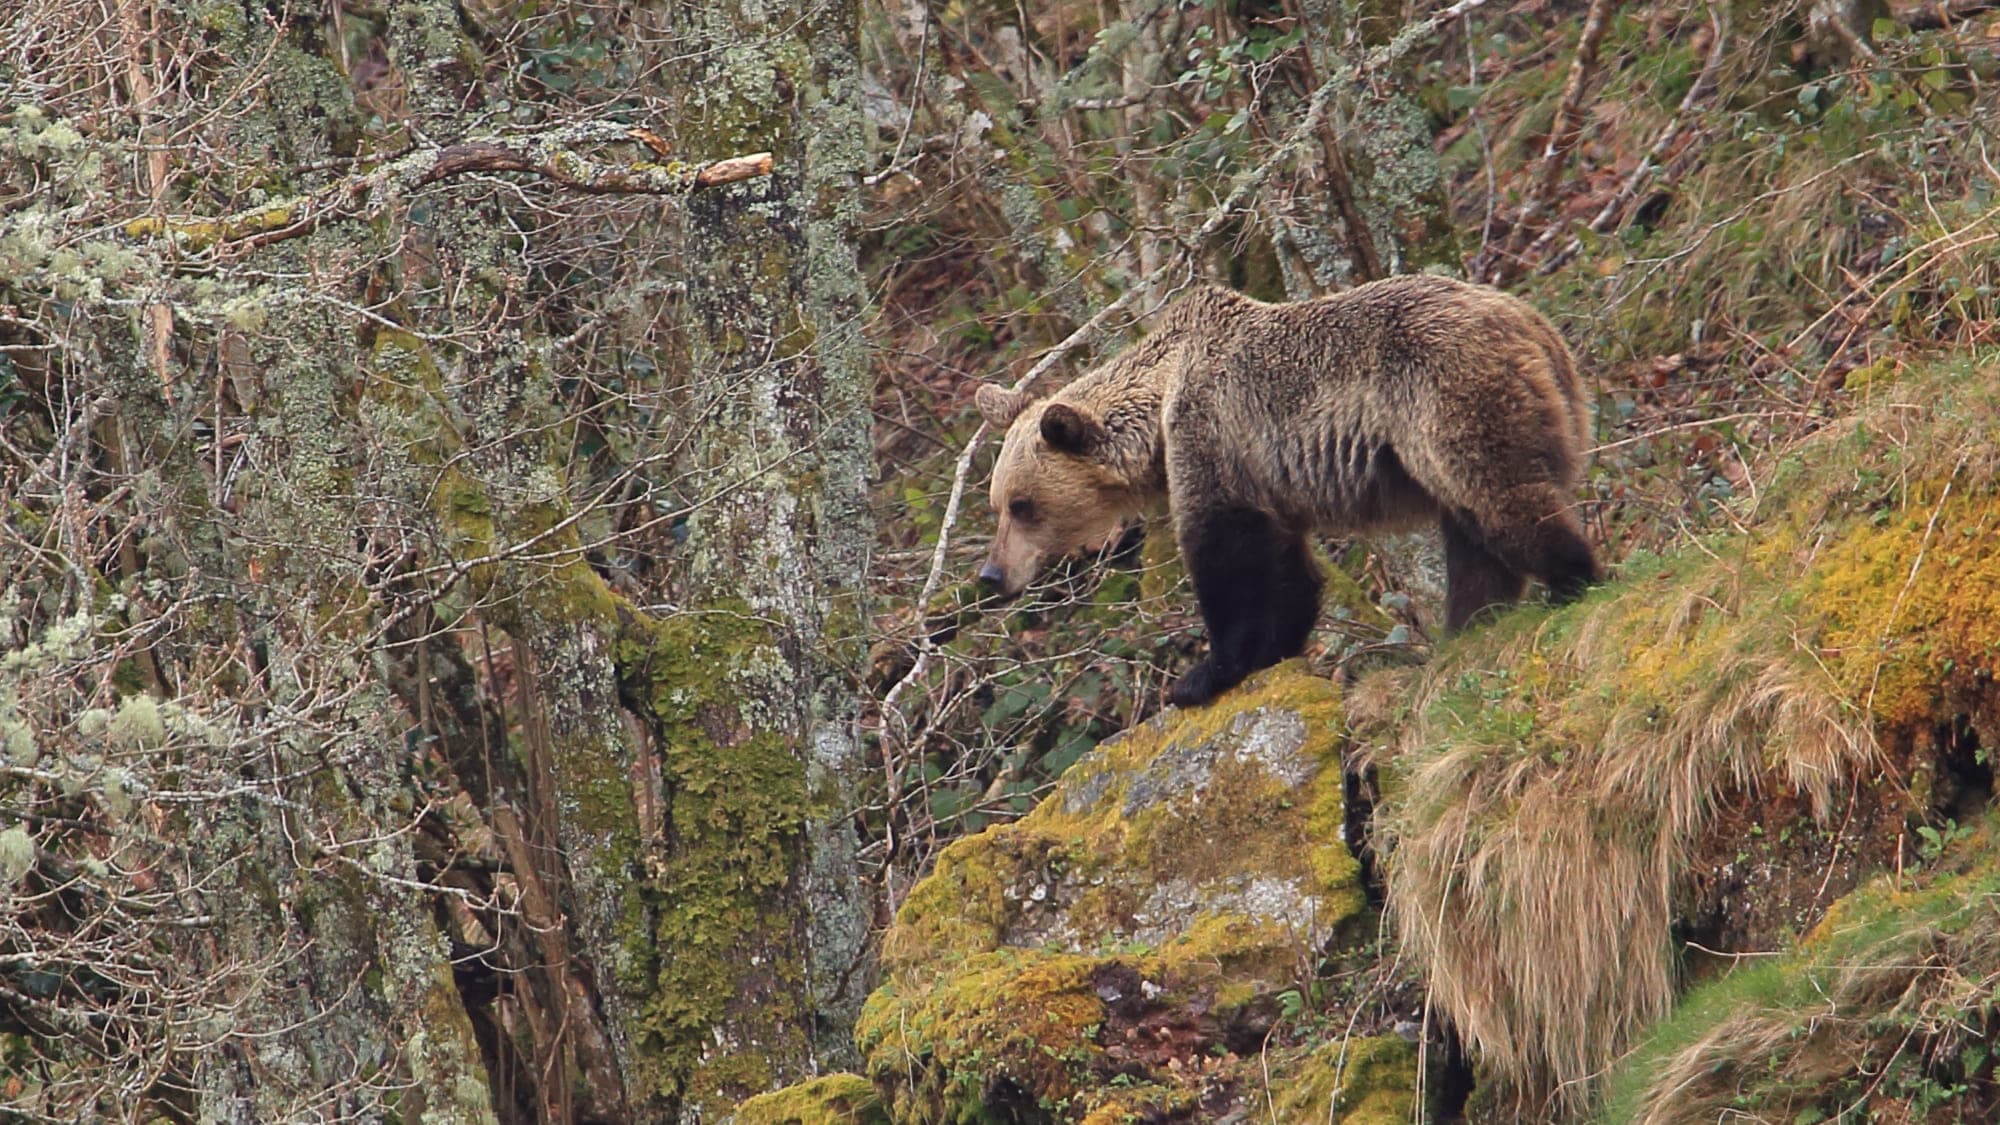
863 0 2000 899
5 0 2000 1120
853 1 2000 1120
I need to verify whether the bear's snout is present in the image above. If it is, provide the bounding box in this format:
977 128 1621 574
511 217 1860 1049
977 561 1007 589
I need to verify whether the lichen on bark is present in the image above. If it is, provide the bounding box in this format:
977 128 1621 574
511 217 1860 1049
628 0 874 1111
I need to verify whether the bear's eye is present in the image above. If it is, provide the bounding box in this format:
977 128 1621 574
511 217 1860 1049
1008 498 1037 522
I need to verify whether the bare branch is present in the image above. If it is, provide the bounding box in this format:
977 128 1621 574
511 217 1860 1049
1539 1 1732 276
1316 120 1386 283
1481 0 1619 284
1901 0 2000 30
1531 0 1619 212
121 122 772 252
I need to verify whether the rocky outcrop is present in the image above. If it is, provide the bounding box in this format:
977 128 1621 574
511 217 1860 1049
856 665 1381 1122
743 666 1417 1122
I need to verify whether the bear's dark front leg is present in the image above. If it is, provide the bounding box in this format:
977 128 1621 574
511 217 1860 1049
1169 506 1323 708
1442 511 1527 632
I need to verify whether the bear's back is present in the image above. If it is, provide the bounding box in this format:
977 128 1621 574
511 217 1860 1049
1192 275 1585 448
1152 275 1587 528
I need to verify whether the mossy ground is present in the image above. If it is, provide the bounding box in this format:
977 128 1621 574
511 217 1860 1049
1601 809 2000 1123
1268 1035 1420 1124
1367 355 2000 1110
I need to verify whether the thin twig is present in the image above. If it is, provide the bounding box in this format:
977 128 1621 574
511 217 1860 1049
1903 0 2000 31
1586 410 1791 454
1540 1 1731 276
1483 0 1618 284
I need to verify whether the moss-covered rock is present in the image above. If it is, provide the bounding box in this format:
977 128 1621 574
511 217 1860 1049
734 1073 888 1125
855 665 1371 1123
1269 1035 1419 1124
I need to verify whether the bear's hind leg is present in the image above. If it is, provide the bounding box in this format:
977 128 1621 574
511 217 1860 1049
1442 512 1527 632
1170 507 1322 708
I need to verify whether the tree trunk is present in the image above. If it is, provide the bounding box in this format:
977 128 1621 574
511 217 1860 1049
1 0 867 1121
530 1 873 1118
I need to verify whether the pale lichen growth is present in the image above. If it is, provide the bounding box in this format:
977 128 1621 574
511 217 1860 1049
0 826 34 885
106 695 165 749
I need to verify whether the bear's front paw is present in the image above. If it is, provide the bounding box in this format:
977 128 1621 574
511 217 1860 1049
1168 659 1240 708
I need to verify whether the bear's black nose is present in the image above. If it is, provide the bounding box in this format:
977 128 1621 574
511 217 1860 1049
977 562 1005 589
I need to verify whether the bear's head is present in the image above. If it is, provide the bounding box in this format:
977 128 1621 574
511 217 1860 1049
973 384 1142 596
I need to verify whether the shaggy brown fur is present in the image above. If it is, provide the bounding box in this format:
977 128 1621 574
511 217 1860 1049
977 274 1599 707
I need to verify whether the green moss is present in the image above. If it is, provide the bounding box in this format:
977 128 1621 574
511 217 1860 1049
1071 1078 1204 1124
608 601 814 1113
359 330 513 595
680 36 811 157
884 665 1359 970
109 657 151 696
1269 1035 1419 1123
435 473 496 574
1798 485 2000 727
860 917 1307 1122
860 667 1365 1122
882 824 1073 966
734 1073 888 1125
1601 823 2000 1122
858 949 1108 1122
121 204 299 248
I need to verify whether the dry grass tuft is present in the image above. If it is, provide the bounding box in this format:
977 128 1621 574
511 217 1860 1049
1380 611 1880 1106
1373 357 2000 1110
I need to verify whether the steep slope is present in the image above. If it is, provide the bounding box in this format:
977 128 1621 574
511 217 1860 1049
1368 355 2000 1116
749 355 1999 1122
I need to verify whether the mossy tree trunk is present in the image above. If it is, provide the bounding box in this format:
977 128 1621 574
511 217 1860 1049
1334 0 1467 277
2 0 866 1121
614 0 870 1114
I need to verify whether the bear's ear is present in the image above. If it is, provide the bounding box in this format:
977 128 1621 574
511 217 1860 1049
975 384 1029 427
1040 402 1108 457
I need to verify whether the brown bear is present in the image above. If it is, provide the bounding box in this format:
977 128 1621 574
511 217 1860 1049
975 274 1600 708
